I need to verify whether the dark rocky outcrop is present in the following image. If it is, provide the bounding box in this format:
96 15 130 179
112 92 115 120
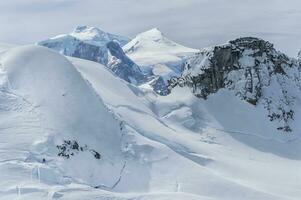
57 140 101 159
168 37 301 132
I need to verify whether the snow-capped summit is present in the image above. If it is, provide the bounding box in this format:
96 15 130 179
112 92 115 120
123 28 199 95
123 28 199 69
133 28 164 41
70 25 129 47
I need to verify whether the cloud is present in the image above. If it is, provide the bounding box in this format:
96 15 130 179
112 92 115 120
0 0 300 56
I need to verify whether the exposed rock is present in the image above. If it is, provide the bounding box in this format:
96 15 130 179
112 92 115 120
57 140 101 159
107 41 146 85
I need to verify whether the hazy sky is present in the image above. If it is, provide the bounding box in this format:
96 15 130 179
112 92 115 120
0 0 300 56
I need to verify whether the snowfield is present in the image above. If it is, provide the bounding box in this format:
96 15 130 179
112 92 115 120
0 44 300 200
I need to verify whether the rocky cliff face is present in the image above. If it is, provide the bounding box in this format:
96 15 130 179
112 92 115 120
169 37 301 132
106 41 146 85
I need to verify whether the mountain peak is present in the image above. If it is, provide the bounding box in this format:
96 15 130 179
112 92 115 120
72 25 105 36
67 25 129 46
228 37 274 50
70 25 109 43
136 28 164 40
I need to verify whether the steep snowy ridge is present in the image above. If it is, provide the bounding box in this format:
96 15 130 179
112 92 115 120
169 37 301 132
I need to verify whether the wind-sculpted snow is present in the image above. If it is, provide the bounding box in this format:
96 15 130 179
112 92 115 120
169 37 301 132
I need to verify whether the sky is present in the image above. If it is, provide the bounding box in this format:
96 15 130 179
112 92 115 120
0 0 300 57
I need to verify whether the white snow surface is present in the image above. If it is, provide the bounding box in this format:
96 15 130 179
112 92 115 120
0 44 300 200
123 28 199 75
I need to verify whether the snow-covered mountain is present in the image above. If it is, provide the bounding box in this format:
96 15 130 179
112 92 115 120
123 28 199 95
123 28 198 72
38 26 128 65
38 26 129 65
38 26 147 85
169 37 301 133
1 42 301 200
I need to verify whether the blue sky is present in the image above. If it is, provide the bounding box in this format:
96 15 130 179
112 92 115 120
0 0 300 56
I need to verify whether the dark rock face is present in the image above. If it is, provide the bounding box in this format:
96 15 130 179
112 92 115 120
169 37 301 132
106 41 146 85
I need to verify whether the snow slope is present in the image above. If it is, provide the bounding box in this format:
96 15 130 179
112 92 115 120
71 56 301 200
0 45 128 199
0 44 301 200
